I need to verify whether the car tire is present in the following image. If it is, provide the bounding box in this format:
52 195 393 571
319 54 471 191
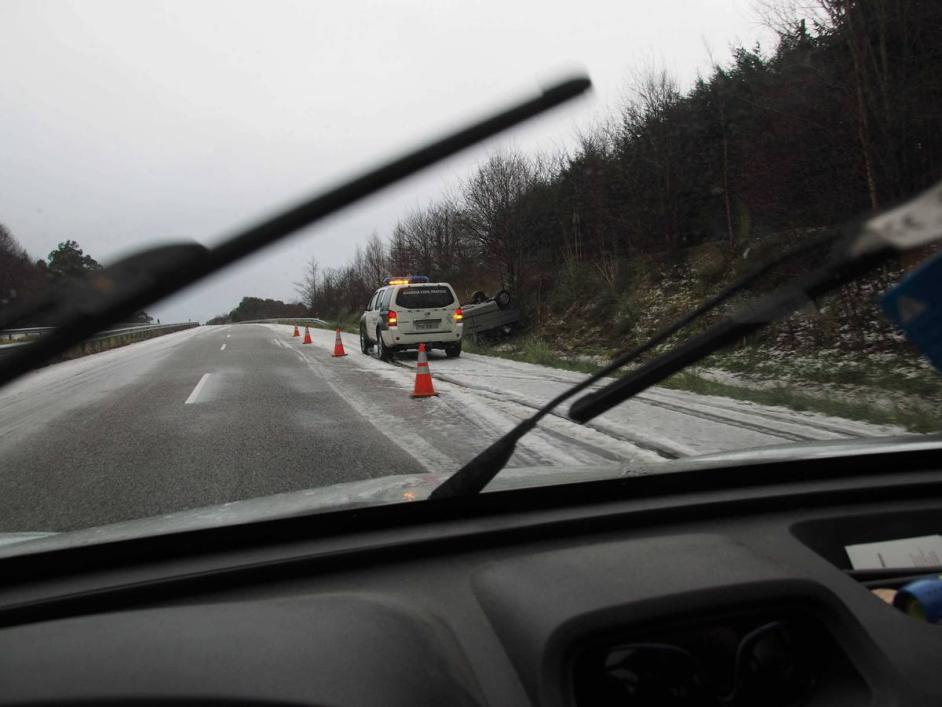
359 325 371 355
376 328 391 361
494 289 511 309
445 343 462 358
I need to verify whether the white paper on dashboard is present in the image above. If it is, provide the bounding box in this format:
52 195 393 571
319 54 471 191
845 534 942 570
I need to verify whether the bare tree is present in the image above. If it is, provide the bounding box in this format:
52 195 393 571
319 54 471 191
462 151 536 290
388 224 414 275
362 233 388 287
0 223 44 314
754 0 830 36
617 66 684 251
294 257 318 311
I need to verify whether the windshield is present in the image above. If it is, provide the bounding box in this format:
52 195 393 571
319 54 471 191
1 0 940 549
396 286 455 309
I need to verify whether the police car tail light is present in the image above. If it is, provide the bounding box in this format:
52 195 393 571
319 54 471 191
387 310 398 326
454 308 464 322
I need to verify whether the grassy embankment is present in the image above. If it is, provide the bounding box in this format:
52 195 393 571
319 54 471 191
462 239 942 433
463 335 942 433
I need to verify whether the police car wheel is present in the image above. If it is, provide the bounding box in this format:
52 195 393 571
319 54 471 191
359 325 370 355
445 343 462 358
376 328 390 361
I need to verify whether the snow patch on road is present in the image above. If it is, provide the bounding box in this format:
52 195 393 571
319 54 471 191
292 345 455 474
0 327 209 444
0 326 208 399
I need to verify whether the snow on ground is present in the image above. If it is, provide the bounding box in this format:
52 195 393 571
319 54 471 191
0 326 211 399
275 325 907 465
695 365 935 417
275 326 663 473
0 326 213 447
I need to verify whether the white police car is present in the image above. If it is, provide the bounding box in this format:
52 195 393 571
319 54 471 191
359 276 464 360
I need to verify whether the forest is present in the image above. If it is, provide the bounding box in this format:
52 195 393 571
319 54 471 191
294 0 940 352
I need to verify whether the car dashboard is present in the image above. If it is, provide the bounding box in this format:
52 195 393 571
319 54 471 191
0 448 941 706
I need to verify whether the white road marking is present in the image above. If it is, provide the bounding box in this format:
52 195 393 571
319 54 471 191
226 334 231 338
220 343 227 351
185 373 211 405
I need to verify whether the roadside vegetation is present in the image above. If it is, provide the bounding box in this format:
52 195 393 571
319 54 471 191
661 371 940 434
293 1 940 320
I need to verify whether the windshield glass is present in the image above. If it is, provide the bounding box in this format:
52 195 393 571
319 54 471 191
1 0 940 549
396 286 455 309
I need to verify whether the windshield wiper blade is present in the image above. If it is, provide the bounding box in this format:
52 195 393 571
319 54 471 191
429 180 942 499
0 75 591 390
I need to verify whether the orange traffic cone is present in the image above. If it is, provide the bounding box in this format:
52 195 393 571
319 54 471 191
411 343 438 398
292 325 300 337
302 326 313 345
332 328 348 357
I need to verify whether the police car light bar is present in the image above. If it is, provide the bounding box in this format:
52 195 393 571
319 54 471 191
384 275 431 285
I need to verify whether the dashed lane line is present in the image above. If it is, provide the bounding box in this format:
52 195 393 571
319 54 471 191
185 373 211 405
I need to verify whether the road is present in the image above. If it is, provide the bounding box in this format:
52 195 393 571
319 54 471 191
0 324 902 532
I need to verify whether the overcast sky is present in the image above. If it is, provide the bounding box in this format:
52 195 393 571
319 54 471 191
1 0 774 322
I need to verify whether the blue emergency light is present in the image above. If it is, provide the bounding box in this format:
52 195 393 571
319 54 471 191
881 249 942 373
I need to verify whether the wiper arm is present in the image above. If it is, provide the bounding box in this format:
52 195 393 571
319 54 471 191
429 180 942 499
0 75 591 389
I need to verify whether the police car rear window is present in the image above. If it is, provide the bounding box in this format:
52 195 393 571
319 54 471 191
395 286 454 309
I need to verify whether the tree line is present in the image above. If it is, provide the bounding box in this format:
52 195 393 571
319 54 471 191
296 0 941 330
0 231 153 325
207 297 308 324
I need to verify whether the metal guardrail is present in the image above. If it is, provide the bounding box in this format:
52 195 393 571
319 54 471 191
0 323 174 343
0 322 199 357
227 318 330 327
0 327 55 342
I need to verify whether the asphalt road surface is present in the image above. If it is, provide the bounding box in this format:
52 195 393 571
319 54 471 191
0 324 899 532
0 325 428 531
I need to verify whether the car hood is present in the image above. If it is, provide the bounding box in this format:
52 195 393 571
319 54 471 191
1 434 940 558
